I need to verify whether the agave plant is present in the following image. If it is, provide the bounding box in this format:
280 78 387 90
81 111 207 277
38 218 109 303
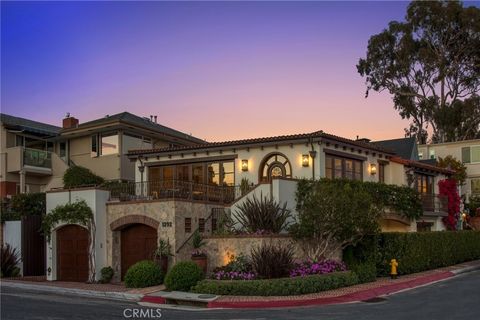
251 242 294 279
232 194 291 233
1 243 21 277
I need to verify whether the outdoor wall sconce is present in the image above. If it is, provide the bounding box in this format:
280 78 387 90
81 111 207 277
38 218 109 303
370 163 377 175
241 159 249 171
302 154 310 167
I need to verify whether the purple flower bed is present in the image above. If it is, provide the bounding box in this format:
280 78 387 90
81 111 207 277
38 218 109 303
212 270 257 280
289 260 347 277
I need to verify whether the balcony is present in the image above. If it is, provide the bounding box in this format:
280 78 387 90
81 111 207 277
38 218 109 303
421 194 448 215
105 180 248 205
6 147 52 175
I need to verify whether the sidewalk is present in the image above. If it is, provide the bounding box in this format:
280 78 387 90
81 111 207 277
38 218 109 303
0 278 165 302
142 259 480 309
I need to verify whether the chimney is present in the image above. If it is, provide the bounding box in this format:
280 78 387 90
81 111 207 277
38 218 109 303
154 115 157 123
63 113 79 129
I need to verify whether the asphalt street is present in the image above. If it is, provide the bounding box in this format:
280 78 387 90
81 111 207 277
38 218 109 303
1 270 479 320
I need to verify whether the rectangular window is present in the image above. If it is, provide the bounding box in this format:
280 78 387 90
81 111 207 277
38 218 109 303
471 179 480 195
184 218 192 233
91 135 98 157
472 146 480 163
325 154 363 181
378 163 386 183
416 174 434 194
222 161 235 186
199 218 205 233
100 133 118 155
429 149 436 159
192 164 204 184
59 142 67 160
207 163 220 186
16 135 24 147
462 147 471 163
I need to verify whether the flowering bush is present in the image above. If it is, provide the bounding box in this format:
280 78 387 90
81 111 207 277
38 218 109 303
439 179 461 230
212 270 257 280
290 260 346 277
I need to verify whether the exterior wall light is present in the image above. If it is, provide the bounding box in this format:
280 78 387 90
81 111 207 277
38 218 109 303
241 159 249 172
302 154 310 167
370 163 377 175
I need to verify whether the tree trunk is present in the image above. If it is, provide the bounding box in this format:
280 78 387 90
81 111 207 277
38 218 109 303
87 222 96 283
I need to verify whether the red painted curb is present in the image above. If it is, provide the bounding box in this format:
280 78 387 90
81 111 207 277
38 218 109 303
139 271 454 309
207 271 454 309
140 296 166 304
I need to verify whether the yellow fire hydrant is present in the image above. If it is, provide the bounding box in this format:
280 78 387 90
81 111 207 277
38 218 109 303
390 259 398 279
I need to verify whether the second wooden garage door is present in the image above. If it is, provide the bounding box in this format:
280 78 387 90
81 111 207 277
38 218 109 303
121 224 157 279
57 225 89 282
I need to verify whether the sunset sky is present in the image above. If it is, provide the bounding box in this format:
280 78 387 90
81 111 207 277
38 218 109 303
2 1 477 142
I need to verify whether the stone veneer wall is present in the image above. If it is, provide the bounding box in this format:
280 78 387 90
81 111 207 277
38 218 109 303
106 199 224 282
203 235 342 274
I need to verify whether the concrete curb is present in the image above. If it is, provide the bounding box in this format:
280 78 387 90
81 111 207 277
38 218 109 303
450 263 480 275
0 281 142 302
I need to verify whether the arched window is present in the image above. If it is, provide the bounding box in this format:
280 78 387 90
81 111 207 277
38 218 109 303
259 152 292 182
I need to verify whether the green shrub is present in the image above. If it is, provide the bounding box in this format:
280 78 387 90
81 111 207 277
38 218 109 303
349 231 480 277
1 244 21 277
164 261 204 291
100 266 114 284
124 260 164 288
192 271 358 296
251 242 294 279
376 231 480 276
352 262 377 283
63 165 104 188
232 195 291 233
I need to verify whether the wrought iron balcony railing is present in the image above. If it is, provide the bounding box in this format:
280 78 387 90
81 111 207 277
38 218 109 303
421 194 448 214
105 179 252 204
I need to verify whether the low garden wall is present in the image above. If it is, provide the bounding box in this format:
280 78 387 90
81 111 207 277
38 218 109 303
203 234 342 273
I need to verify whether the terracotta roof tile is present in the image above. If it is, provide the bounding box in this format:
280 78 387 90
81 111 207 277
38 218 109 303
128 130 393 155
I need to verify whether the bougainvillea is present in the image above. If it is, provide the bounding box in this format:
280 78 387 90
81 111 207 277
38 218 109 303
289 260 346 278
438 179 461 230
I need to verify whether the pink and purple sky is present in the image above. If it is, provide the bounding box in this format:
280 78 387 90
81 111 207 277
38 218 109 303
2 1 478 142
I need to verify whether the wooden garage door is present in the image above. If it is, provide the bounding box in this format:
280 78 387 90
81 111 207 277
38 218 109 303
57 225 89 282
121 224 157 279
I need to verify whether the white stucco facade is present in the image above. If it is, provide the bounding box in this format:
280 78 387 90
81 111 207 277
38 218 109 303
45 188 109 281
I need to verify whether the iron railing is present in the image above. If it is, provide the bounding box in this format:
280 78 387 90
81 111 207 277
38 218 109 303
23 148 52 169
421 194 448 213
105 179 252 204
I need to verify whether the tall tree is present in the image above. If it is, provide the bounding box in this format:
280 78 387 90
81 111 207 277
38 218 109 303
357 1 480 143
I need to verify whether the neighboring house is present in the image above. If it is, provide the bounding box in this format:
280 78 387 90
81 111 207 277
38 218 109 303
375 137 452 232
0 113 66 196
1 112 205 197
53 112 206 182
43 130 451 282
418 139 480 202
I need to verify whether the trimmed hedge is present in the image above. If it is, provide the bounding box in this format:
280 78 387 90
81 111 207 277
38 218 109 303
376 231 480 276
191 271 358 296
346 231 480 277
124 260 164 288
164 261 204 291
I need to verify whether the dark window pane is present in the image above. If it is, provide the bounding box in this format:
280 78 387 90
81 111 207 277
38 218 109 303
462 147 471 163
91 135 98 157
199 218 205 233
185 218 191 233
207 163 220 185
192 164 204 184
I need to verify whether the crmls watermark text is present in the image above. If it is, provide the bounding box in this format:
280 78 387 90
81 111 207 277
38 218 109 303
123 308 162 318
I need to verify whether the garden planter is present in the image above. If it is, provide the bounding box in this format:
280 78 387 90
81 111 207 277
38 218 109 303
191 255 207 274
470 216 480 230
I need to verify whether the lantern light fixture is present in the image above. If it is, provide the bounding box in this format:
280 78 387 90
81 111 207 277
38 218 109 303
302 154 310 167
241 159 249 172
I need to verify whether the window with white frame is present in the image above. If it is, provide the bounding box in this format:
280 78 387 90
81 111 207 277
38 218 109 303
472 179 480 195
462 146 480 164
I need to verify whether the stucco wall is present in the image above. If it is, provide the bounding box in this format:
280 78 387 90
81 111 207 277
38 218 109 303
45 188 110 281
202 235 341 274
